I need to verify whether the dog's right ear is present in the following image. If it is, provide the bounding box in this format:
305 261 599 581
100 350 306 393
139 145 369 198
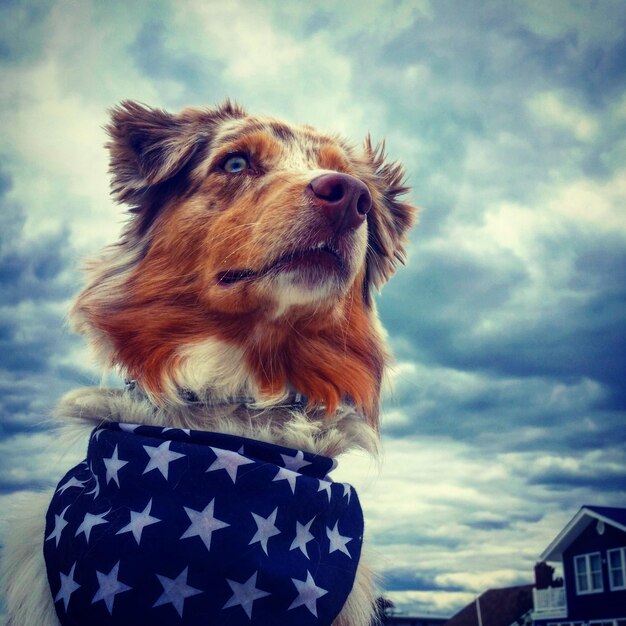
106 100 211 205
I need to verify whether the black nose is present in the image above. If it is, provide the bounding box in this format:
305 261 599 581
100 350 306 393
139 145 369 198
308 173 372 233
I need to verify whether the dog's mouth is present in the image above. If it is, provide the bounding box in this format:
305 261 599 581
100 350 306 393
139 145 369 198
217 245 344 286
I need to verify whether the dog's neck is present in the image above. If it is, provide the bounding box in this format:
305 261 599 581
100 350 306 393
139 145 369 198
55 383 379 459
76 274 386 426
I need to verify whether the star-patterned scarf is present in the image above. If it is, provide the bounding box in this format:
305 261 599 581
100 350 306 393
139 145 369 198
44 422 363 625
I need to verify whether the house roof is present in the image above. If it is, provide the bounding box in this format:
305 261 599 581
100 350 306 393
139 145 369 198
540 505 626 562
444 585 533 626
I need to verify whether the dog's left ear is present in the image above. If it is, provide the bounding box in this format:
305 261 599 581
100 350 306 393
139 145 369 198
362 137 418 296
105 101 207 206
105 100 246 207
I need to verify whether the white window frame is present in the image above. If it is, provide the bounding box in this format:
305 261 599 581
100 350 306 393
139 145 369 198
607 547 626 591
574 552 604 594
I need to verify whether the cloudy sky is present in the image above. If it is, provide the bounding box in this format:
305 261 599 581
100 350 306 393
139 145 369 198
1 0 625 617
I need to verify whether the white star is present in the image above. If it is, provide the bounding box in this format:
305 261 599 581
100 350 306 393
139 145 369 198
206 447 254 483
91 561 132 614
272 466 299 493
54 562 81 612
280 450 311 472
223 571 271 619
326 521 353 557
317 479 332 501
288 571 328 617
342 483 352 503
118 423 141 433
180 499 230 551
249 508 281 555
46 505 70 546
56 475 88 495
103 445 128 487
153 567 202 617
93 428 106 441
116 499 161 544
290 516 316 558
142 441 185 480
85 467 100 498
75 510 109 543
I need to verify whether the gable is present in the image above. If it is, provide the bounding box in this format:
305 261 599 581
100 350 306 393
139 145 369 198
541 506 626 562
563 520 626 560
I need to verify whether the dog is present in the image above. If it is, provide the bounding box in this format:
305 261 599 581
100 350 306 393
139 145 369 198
0 101 416 625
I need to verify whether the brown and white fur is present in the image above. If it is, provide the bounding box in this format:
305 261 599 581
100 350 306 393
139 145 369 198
0 101 416 625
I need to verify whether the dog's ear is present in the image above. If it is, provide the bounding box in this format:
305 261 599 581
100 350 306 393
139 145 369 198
106 101 201 205
363 137 418 294
106 100 246 206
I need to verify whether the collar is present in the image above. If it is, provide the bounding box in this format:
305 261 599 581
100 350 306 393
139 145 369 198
44 422 363 625
125 379 310 411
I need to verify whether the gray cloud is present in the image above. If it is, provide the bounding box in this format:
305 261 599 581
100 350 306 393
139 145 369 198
128 19 227 106
381 226 626 402
382 568 462 593
0 166 91 450
0 0 54 63
526 454 626 493
0 168 75 305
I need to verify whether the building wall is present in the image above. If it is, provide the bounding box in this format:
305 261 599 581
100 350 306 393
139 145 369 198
562 522 626 620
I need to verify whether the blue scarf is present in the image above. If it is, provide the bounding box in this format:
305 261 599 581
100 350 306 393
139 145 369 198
44 422 363 625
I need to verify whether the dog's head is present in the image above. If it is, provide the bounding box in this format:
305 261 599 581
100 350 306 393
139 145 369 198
72 101 416 425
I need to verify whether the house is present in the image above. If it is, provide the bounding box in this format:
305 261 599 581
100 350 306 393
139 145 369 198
531 505 626 625
444 585 533 626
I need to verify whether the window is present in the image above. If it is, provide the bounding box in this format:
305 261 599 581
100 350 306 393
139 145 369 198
574 552 603 594
608 547 626 590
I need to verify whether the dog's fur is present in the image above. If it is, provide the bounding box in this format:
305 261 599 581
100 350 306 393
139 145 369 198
0 101 416 625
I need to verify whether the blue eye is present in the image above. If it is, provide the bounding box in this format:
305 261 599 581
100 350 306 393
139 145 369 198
222 154 249 173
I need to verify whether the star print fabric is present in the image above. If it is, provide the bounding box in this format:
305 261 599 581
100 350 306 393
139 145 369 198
44 422 364 625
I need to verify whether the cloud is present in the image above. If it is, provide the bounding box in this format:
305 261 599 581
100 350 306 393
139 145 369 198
527 90 598 141
518 0 625 48
0 428 87 494
383 360 610 448
379 182 626 421
0 0 55 63
335 416 623 613
128 19 226 106
0 165 95 462
385 589 474 616
510 448 626 493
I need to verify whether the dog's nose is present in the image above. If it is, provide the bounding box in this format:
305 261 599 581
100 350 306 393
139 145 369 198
308 173 372 233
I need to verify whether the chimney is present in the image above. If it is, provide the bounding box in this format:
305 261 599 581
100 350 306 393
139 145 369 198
534 561 555 589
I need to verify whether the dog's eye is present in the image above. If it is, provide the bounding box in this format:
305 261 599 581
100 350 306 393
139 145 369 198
222 154 250 174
